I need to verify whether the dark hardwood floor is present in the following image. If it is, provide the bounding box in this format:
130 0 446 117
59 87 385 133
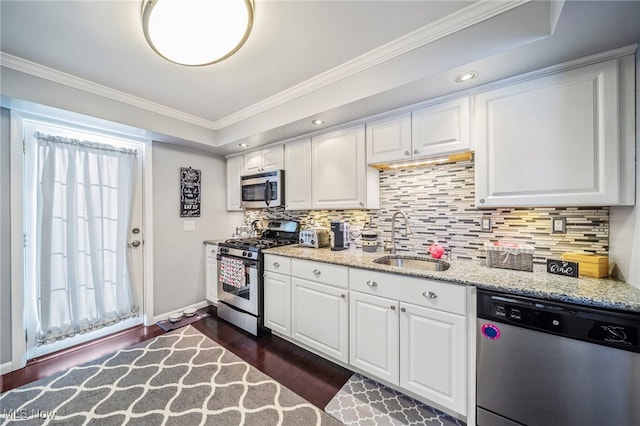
1 306 353 409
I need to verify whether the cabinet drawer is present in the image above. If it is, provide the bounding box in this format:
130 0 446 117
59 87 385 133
205 243 218 258
349 268 466 315
264 254 291 275
291 258 348 289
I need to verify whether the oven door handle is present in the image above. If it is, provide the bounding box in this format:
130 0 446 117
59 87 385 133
218 254 260 268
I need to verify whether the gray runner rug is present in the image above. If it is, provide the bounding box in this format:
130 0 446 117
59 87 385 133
325 373 465 426
0 325 341 425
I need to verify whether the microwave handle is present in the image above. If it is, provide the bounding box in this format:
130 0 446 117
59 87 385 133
264 181 272 206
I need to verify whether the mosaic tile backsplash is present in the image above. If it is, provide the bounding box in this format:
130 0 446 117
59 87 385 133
244 159 609 264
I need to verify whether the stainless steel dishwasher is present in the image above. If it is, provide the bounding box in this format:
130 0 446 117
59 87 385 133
476 289 640 426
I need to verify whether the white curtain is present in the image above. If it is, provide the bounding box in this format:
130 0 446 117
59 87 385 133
34 132 139 346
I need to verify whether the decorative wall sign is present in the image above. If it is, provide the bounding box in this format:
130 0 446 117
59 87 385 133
180 167 201 217
547 259 579 278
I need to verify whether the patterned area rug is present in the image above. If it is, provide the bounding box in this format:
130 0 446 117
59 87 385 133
0 326 341 425
325 373 465 426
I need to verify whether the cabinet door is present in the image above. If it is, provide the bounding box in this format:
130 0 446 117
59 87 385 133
292 277 348 363
226 156 244 211
312 125 374 209
349 291 399 385
400 302 466 415
474 60 621 207
411 97 470 159
262 146 284 171
243 151 264 174
284 138 312 210
366 113 412 164
205 245 218 303
264 271 291 337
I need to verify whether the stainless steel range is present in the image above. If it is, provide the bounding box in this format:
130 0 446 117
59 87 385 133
217 220 299 336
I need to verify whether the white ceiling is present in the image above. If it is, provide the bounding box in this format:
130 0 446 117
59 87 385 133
1 1 639 155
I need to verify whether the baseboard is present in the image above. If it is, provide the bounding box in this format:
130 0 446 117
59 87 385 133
153 300 211 324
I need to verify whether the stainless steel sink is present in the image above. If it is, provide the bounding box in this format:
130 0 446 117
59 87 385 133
373 255 450 271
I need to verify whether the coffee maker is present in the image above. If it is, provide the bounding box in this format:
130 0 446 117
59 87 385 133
330 221 350 251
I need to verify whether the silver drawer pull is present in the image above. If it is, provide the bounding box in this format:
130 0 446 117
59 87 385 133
273 262 280 268
366 280 378 287
401 307 406 313
423 291 438 299
390 305 396 310
313 269 321 276
341 294 346 298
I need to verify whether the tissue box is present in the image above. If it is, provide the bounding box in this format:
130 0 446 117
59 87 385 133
485 242 534 272
561 253 609 278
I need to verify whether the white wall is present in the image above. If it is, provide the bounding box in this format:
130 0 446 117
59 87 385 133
610 51 640 289
152 142 243 318
1 108 11 364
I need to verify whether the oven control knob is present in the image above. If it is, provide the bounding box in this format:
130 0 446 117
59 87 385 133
300 238 304 244
242 251 248 257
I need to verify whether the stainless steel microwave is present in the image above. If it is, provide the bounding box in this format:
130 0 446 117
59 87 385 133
241 170 284 208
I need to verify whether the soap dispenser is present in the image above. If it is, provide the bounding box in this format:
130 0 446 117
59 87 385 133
429 239 445 259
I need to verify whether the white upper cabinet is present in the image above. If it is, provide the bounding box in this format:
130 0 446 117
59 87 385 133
411 97 471 159
366 97 471 165
312 125 379 210
243 145 284 174
284 138 313 210
474 56 635 208
226 155 244 211
366 113 412 164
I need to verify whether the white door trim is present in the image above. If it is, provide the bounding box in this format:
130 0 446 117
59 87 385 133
9 110 154 371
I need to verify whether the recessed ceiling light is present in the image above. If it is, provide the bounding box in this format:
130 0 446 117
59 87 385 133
455 71 478 83
238 143 249 148
311 119 324 125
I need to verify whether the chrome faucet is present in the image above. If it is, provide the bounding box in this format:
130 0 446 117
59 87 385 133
387 211 412 254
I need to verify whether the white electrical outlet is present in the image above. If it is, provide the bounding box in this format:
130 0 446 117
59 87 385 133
184 220 196 231
481 216 492 232
551 217 566 234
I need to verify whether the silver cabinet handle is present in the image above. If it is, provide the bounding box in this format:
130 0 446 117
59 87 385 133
128 240 141 248
312 269 321 276
390 305 396 310
341 294 346 298
210 249 216 255
414 149 419 155
404 150 410 156
401 307 406 313
479 198 485 204
366 280 378 287
423 291 438 299
273 262 280 268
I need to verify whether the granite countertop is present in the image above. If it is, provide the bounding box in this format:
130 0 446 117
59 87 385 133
263 245 640 313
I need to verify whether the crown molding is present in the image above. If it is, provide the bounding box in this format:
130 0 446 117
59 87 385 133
1 0 529 134
212 0 530 129
0 52 218 130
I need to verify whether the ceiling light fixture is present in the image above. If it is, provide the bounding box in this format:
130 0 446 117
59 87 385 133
238 143 249 148
311 119 325 125
142 0 254 66
455 71 478 83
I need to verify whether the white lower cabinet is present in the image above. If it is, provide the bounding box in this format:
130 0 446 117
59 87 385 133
349 291 399 385
263 256 467 417
292 277 349 363
204 243 218 303
399 301 467 416
264 255 292 337
264 271 291 337
349 268 467 416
